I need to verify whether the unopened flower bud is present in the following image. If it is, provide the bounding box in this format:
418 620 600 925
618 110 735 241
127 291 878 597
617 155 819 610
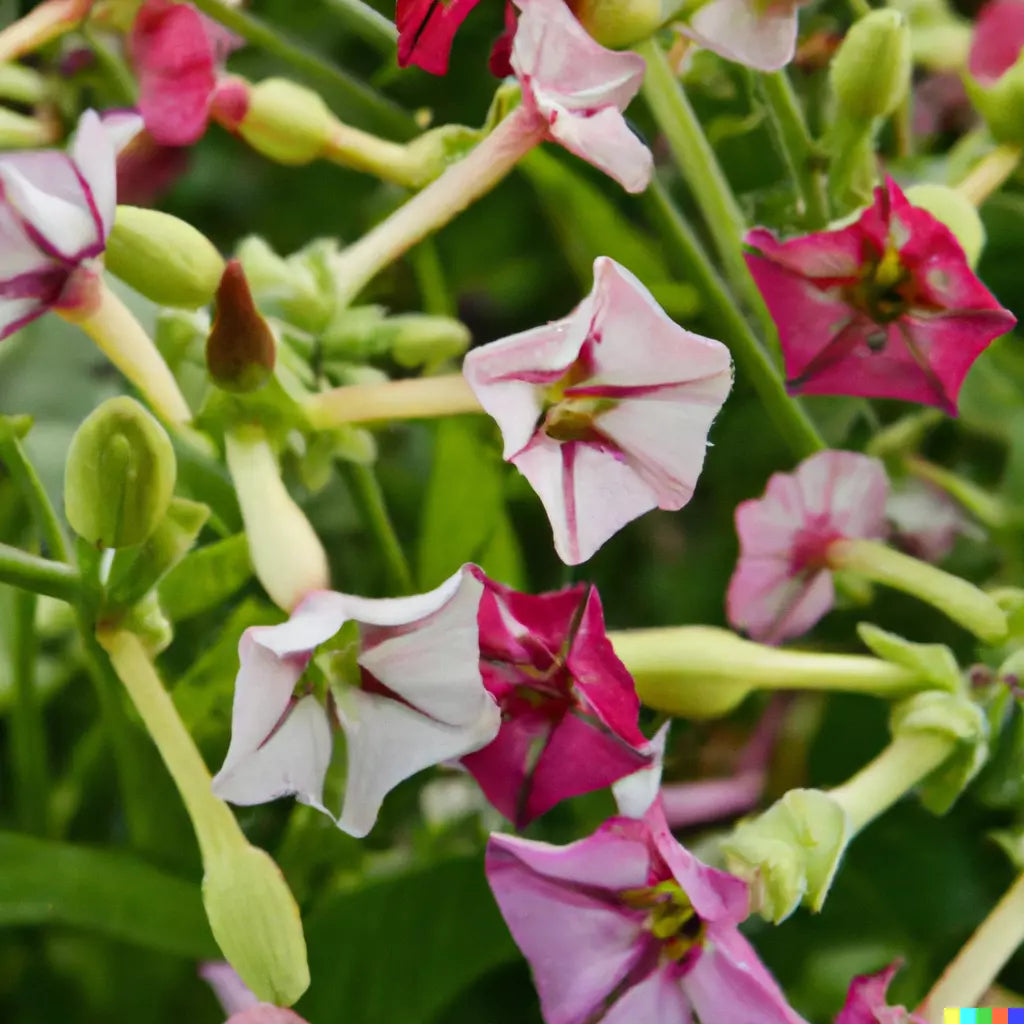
105 206 226 309
206 260 276 393
965 61 1024 145
64 396 176 549
216 77 333 166
904 183 986 266
831 10 912 123
573 0 663 48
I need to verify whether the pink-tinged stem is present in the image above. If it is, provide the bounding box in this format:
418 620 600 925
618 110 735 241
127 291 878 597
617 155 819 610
661 772 765 829
0 0 92 63
59 280 192 428
917 870 1024 1023
332 106 546 305
305 373 482 429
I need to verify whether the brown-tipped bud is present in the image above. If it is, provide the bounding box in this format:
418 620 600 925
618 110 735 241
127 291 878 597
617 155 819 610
206 260 276 393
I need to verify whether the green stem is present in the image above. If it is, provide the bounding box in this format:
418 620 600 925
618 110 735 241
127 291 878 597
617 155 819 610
957 144 1022 207
319 0 397 55
10 589 49 835
341 463 415 595
847 0 871 17
189 0 414 138
637 39 775 341
827 538 1008 643
828 729 951 832
917 871 1024 1022
411 238 456 318
0 542 81 602
643 179 824 460
757 71 830 229
0 63 48 105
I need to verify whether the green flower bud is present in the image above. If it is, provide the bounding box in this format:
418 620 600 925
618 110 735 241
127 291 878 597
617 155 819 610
234 78 333 166
105 206 226 309
574 0 663 48
64 397 176 549
401 124 484 187
203 843 310 1006
965 60 1024 145
206 260 276 393
904 183 986 266
831 10 912 123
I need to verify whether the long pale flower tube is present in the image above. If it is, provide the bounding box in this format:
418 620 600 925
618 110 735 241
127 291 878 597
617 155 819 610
0 0 92 64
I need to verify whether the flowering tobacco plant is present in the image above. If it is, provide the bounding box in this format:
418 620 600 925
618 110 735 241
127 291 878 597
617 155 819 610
3 0 1024 1020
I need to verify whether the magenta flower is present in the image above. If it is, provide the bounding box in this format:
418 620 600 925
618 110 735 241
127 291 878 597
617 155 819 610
211 565 500 838
0 109 135 340
726 450 889 644
745 177 1016 413
396 0 485 75
511 0 652 193
486 801 807 1024
461 572 651 828
682 0 807 71
835 962 925 1024
129 0 239 146
463 257 732 564
969 0 1024 85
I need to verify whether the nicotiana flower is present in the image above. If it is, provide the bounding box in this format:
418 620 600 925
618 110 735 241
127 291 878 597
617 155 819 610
680 0 808 72
211 565 500 838
486 800 808 1024
200 962 309 1024
835 962 925 1024
745 177 1017 413
727 450 889 644
396 0 488 75
461 572 651 828
968 0 1024 86
511 0 652 193
886 478 979 563
129 0 240 146
463 257 732 564
0 108 137 340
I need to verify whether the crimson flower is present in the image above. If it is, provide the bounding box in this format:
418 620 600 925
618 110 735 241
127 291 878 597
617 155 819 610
835 962 926 1024
745 177 1016 413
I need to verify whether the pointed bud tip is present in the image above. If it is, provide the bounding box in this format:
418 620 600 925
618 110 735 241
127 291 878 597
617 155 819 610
206 260 276 393
830 9 912 122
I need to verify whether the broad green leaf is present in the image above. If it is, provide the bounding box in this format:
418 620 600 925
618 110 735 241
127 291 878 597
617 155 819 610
297 856 517 1024
159 533 253 622
0 832 216 958
417 419 523 589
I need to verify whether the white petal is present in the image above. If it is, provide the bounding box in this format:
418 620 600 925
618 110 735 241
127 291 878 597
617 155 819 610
257 590 350 659
70 109 121 239
335 687 500 837
684 0 799 71
548 105 653 194
612 721 670 819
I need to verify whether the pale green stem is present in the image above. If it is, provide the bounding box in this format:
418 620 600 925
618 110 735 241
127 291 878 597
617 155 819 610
225 425 330 611
608 625 924 719
828 729 952 832
864 408 943 458
306 373 482 429
847 0 872 17
957 144 1022 207
331 107 546 306
61 279 192 428
318 0 397 55
323 121 429 188
0 108 58 148
10 588 49 835
0 542 81 602
917 871 1024 1022
636 39 776 342
189 0 413 138
644 178 824 460
0 0 91 64
0 421 69 561
341 463 414 595
757 71 830 229
905 455 1010 530
827 538 1008 643
0 63 48 105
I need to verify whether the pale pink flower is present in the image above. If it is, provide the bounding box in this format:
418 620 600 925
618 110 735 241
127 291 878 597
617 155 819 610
726 450 889 644
681 0 807 72
745 177 1016 413
511 0 653 193
463 257 733 564
200 962 309 1024
0 109 137 339
462 572 651 828
886 478 979 563
835 962 926 1024
486 801 807 1024
211 565 500 838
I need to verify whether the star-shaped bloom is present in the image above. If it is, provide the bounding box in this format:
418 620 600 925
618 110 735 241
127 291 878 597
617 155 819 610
463 257 732 564
680 0 807 71
512 0 652 193
211 565 500 838
835 962 926 1024
461 572 651 828
0 109 137 340
129 0 240 146
726 450 889 644
745 177 1017 413
486 801 807 1024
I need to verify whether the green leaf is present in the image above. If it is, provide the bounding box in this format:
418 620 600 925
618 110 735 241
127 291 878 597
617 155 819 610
0 831 216 958
159 533 253 622
417 419 523 588
856 623 961 693
297 856 517 1024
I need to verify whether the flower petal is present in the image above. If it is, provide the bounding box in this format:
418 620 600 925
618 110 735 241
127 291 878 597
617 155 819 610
547 104 653 193
684 0 800 71
396 0 483 74
70 109 120 240
600 966 693 1024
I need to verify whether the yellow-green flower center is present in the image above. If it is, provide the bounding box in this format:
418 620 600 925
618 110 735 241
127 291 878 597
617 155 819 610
621 880 706 961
